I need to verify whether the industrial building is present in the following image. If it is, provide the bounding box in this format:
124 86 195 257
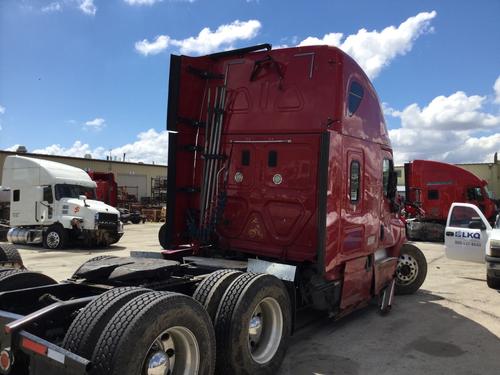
395 153 500 198
0 150 167 202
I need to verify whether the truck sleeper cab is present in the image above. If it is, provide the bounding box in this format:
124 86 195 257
403 160 497 242
2 156 123 249
0 44 426 375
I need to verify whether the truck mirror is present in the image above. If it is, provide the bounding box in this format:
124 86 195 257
468 219 486 230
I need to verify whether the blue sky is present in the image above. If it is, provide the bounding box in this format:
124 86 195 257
0 0 499 165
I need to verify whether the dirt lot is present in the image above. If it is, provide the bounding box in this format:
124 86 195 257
5 223 500 375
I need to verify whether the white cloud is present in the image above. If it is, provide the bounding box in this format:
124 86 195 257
135 19 262 56
22 129 169 164
135 35 171 56
494 75 500 104
298 11 437 79
79 0 96 16
84 117 106 129
31 141 104 159
390 92 500 131
109 129 169 164
41 2 62 12
172 20 261 55
388 79 500 165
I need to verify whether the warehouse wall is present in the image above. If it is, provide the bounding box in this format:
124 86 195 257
0 151 167 200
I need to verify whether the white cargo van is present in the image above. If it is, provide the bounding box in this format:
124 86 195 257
2 155 123 249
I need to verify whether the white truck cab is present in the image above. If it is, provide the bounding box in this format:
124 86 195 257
2 155 123 249
444 202 500 289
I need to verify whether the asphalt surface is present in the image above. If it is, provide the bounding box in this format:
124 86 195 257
4 223 500 375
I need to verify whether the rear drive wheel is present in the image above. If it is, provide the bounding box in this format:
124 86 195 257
158 223 168 249
0 269 57 291
193 269 242 321
487 275 500 290
43 225 68 249
91 292 215 375
214 273 292 375
63 287 149 359
395 243 427 295
0 243 23 266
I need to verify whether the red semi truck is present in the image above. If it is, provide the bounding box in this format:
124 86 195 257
402 160 497 241
0 44 426 375
87 171 118 208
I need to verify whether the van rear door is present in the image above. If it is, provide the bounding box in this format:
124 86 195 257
444 203 491 263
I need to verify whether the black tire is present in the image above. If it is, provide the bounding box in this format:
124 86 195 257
193 269 242 321
130 217 141 224
395 243 428 295
91 292 215 375
158 223 168 249
487 275 500 290
43 224 68 249
214 273 292 375
72 255 118 278
0 269 57 292
62 287 150 359
0 243 23 265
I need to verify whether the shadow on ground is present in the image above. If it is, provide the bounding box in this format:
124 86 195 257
3 241 127 253
279 291 499 375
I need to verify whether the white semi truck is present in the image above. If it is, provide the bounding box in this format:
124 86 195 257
1 155 123 249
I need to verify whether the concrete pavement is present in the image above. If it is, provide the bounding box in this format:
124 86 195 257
4 224 500 375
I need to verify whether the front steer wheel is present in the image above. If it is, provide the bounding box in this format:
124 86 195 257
91 292 215 375
43 225 68 249
214 273 292 375
395 243 427 295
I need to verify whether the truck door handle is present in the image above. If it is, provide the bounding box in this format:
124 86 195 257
445 231 454 237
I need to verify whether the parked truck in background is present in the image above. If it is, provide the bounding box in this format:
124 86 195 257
87 171 117 208
444 202 500 290
402 160 497 241
1 155 123 249
0 44 427 375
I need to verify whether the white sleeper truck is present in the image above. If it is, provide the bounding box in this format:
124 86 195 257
2 155 123 249
444 202 500 290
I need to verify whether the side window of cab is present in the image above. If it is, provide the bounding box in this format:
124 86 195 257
348 81 364 116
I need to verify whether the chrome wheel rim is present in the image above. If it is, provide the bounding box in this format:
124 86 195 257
248 297 283 364
143 326 200 375
396 254 419 285
46 231 60 248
